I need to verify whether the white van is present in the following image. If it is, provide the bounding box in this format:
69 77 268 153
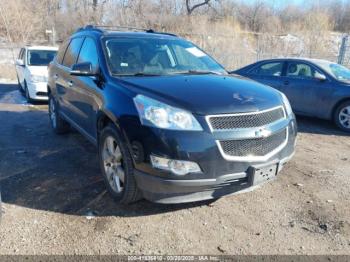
16 46 58 102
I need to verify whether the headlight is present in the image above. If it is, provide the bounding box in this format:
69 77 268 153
30 75 47 83
150 155 201 175
133 95 202 131
280 92 293 116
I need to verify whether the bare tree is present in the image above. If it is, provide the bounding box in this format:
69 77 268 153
0 0 48 43
185 0 211 15
237 1 269 32
92 0 98 10
0 0 343 73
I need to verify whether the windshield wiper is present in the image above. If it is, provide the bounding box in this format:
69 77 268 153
169 70 224 75
112 72 161 77
112 70 225 77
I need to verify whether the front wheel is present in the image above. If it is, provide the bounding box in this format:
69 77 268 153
334 100 350 133
17 77 24 93
24 81 33 103
48 94 70 134
98 124 141 204
0 190 2 223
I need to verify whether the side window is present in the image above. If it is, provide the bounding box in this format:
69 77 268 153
22 49 26 64
18 48 26 64
18 48 24 59
77 38 99 71
62 37 84 68
56 40 69 65
252 62 283 76
286 62 315 79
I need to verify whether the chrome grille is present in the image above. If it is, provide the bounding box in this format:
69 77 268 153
208 107 285 131
219 128 287 158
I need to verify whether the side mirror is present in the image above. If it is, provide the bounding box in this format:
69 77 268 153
16 59 24 66
70 62 97 76
314 72 327 81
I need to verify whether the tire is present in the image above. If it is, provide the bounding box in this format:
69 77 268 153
24 81 33 103
0 190 2 223
98 124 141 204
48 94 70 134
334 100 350 133
17 77 24 93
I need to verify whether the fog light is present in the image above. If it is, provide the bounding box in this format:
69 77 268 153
150 155 201 175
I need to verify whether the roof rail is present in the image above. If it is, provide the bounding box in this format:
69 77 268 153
95 25 148 31
146 29 178 37
75 25 104 33
75 25 177 37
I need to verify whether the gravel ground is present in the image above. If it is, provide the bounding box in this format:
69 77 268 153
0 83 350 255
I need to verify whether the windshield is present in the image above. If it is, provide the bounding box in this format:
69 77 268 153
27 50 57 66
103 37 226 76
319 62 350 83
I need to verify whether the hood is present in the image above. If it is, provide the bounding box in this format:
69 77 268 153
117 74 283 115
28 66 49 77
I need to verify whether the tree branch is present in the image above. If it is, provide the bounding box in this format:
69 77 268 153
186 0 211 15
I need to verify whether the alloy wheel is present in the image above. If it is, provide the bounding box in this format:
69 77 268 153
102 136 125 193
339 106 350 129
49 98 57 129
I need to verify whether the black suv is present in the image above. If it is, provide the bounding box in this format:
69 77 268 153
48 26 297 204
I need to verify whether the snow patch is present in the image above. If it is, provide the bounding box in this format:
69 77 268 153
0 78 17 84
280 34 300 42
0 89 31 105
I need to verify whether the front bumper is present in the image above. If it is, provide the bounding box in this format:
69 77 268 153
123 115 297 204
134 152 294 203
27 81 48 100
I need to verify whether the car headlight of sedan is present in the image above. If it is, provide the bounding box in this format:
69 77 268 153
280 92 293 116
133 94 202 131
30 75 47 83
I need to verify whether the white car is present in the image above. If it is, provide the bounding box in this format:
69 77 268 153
16 46 58 102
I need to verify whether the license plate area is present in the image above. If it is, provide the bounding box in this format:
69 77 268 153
253 164 278 185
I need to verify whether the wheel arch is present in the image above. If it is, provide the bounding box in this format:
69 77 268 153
96 109 136 163
96 109 124 139
331 97 350 120
97 111 113 132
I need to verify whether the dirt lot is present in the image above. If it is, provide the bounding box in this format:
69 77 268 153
0 82 350 255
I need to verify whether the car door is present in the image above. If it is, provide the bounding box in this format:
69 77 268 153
52 40 69 113
280 61 333 117
16 48 25 86
69 37 103 139
245 61 285 91
55 37 84 122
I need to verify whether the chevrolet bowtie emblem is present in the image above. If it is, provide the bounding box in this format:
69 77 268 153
255 128 271 138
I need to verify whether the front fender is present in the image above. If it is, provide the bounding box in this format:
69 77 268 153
97 83 139 156
328 87 350 119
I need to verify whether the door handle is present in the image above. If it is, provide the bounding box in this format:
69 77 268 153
68 81 74 87
284 80 289 85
